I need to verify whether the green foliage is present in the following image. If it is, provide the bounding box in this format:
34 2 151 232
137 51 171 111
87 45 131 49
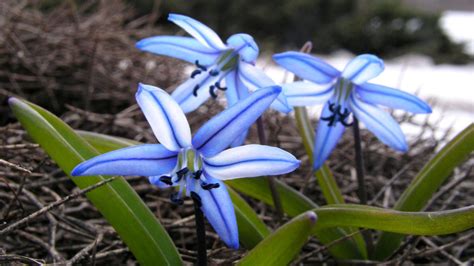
9 98 182 265
374 124 474 259
238 211 318 266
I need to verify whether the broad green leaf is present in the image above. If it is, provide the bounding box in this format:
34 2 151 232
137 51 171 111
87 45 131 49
374 124 474 259
312 204 474 236
76 130 271 249
294 106 367 258
238 211 318 266
9 98 182 265
228 188 270 248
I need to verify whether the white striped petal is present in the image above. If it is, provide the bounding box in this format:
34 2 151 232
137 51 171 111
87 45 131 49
136 84 192 151
203 144 300 179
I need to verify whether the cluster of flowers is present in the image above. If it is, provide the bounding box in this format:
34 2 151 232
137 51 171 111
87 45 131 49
72 14 431 248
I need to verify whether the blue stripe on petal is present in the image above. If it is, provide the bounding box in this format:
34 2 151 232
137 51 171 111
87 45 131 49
197 178 239 249
356 83 432 114
71 144 178 177
193 86 281 157
168 14 227 50
282 81 334 107
273 52 340 84
136 84 192 151
349 93 408 152
203 144 300 179
341 54 384 85
313 101 347 170
136 36 221 66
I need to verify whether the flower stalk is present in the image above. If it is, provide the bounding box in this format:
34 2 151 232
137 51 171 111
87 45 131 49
191 192 208 266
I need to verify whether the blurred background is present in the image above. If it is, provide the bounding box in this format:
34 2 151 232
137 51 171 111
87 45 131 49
1 0 473 136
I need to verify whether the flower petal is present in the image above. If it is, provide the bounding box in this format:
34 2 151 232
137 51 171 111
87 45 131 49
168 13 227 50
238 62 291 113
313 101 347 170
225 69 249 107
136 36 221 66
272 51 340 84
71 144 177 177
349 93 408 152
197 178 239 249
356 83 432 114
282 81 334 107
193 86 281 157
203 144 300 179
225 70 250 147
136 84 192 151
341 54 384 84
226 33 259 63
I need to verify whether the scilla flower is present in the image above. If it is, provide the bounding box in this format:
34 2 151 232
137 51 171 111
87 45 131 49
136 14 291 115
273 52 432 170
72 84 299 248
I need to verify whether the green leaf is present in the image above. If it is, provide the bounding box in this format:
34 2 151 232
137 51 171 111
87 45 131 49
294 106 367 258
9 98 182 265
76 129 270 249
228 187 270 248
374 124 474 259
226 177 317 217
238 211 318 266
312 204 474 236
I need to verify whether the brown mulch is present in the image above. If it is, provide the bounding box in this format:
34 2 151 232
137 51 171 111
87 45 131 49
1 1 473 265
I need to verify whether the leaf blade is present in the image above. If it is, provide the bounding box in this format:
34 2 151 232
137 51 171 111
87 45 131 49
9 98 182 265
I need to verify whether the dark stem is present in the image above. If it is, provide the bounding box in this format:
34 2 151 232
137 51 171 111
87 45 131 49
256 117 284 220
351 117 367 204
351 117 374 255
191 193 207 266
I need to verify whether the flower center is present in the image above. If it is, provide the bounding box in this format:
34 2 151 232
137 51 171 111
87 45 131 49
157 148 220 205
321 78 353 127
189 49 239 99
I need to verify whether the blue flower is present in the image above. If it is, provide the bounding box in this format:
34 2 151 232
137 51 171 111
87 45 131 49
136 14 292 116
71 83 300 249
273 52 432 170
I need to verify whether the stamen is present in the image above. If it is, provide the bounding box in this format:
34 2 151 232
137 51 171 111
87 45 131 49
341 119 353 127
215 81 227 91
209 85 218 99
170 193 184 205
193 85 200 96
328 103 336 112
193 170 203 180
190 191 202 207
191 69 202 78
201 182 220 190
159 175 173 186
177 167 189 177
209 69 219 76
195 60 207 71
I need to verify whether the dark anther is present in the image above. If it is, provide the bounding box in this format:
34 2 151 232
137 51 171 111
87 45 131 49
190 191 202 207
170 193 184 205
195 60 207 71
191 69 202 78
328 103 336 112
337 107 350 117
209 69 219 76
177 167 189 178
209 85 218 99
215 81 227 91
193 170 203 180
193 85 200 97
159 175 173 185
201 182 220 190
